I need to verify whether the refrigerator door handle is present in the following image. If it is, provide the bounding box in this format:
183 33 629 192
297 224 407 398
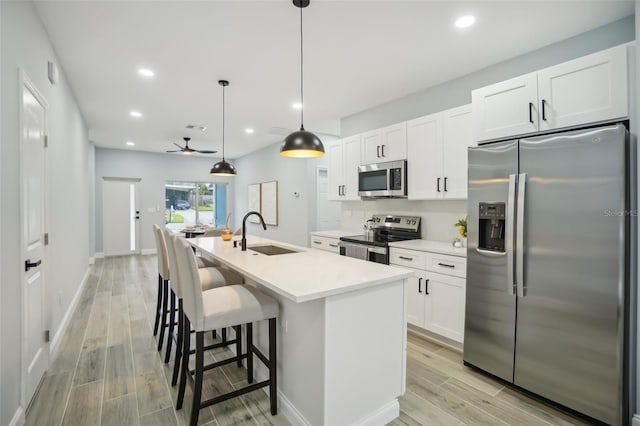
506 173 517 295
516 172 526 297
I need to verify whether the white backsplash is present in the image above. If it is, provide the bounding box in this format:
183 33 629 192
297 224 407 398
340 199 467 243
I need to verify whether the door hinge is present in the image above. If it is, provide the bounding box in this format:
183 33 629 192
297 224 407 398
44 233 49 246
44 135 48 148
44 330 50 343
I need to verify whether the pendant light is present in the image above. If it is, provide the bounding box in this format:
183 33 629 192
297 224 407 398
280 0 325 158
210 79 237 176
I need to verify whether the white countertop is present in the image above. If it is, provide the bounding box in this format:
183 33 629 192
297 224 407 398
388 239 467 257
309 230 360 239
188 236 412 303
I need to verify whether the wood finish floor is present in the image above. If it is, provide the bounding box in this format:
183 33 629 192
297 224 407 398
25 255 589 426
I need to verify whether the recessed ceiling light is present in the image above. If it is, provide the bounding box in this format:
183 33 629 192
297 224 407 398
125 141 135 146
245 128 255 134
129 110 142 118
137 68 155 77
455 15 476 29
292 102 303 109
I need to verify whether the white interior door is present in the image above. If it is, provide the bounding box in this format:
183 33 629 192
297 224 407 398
103 178 140 256
20 71 49 406
316 167 341 231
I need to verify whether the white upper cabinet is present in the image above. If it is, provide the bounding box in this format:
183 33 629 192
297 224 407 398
327 136 361 201
361 123 407 164
472 44 628 143
442 104 474 199
407 104 473 200
537 45 628 131
407 112 442 199
472 73 538 142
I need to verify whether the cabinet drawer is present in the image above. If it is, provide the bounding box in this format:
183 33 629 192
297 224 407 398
310 236 340 254
426 253 466 278
389 248 428 269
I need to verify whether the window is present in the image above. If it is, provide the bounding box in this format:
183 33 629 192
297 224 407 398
165 181 227 229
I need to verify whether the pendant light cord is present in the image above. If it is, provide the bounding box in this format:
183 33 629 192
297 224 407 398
221 83 226 160
299 5 304 130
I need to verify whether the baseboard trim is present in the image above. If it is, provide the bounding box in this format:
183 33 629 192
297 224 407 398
94 252 104 259
352 399 399 426
277 390 311 426
632 414 640 426
50 267 90 356
88 256 95 265
141 248 156 255
9 405 25 426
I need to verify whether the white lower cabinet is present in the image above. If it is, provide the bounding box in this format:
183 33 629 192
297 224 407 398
309 235 340 254
391 248 466 343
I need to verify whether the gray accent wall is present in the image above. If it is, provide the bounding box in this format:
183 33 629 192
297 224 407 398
232 139 334 247
94 148 237 253
341 15 635 137
1 2 92 424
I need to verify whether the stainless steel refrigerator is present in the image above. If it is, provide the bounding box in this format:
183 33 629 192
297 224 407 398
464 123 632 425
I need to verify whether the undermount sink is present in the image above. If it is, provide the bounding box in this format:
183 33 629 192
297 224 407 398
249 244 298 256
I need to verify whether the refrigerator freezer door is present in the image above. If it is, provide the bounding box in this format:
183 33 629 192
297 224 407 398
515 125 627 425
464 140 518 382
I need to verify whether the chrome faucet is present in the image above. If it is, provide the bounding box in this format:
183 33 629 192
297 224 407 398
241 211 267 251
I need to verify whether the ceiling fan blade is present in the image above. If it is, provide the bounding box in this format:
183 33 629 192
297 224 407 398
166 149 181 152
173 142 184 149
194 150 217 154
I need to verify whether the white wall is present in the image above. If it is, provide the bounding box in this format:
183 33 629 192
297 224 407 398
94 148 236 253
1 2 92 424
232 139 334 247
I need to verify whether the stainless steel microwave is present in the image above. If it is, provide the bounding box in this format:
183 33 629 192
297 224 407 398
358 160 407 198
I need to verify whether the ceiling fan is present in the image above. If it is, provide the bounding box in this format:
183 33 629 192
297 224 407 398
166 137 217 154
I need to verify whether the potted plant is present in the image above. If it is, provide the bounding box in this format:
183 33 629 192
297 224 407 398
455 218 467 247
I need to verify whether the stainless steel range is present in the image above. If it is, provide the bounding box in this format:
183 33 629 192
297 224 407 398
339 214 421 264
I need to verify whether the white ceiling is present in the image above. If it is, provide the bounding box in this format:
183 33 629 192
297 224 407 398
34 0 633 160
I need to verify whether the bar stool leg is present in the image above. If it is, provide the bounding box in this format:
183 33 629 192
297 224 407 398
235 325 242 367
177 316 191 410
153 274 162 336
171 299 183 386
269 318 277 415
246 323 253 384
158 278 169 352
190 331 205 426
165 290 176 363
222 327 227 343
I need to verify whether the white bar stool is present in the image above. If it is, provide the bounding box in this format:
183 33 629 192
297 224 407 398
173 237 279 426
163 228 243 385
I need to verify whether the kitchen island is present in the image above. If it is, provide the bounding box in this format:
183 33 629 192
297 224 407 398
188 235 412 426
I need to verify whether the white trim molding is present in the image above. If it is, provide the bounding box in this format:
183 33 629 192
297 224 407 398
94 252 104 259
632 414 640 426
50 267 90 356
141 248 156 256
353 399 399 426
277 390 311 426
9 405 25 426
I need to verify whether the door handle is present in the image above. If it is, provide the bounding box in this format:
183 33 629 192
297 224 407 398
25 259 42 272
541 99 547 121
507 174 516 295
437 177 441 193
425 279 430 295
516 173 526 297
377 145 381 158
418 277 422 294
444 177 448 192
528 102 534 124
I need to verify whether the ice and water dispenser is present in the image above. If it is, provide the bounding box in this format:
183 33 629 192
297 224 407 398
478 202 505 252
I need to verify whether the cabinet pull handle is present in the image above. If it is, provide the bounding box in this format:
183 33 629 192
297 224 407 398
381 144 385 157
437 262 455 268
399 256 413 261
377 145 381 158
313 241 322 245
329 244 338 248
528 102 534 124
418 277 422 293
541 99 547 121
444 177 448 192
437 177 441 192
425 279 430 295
